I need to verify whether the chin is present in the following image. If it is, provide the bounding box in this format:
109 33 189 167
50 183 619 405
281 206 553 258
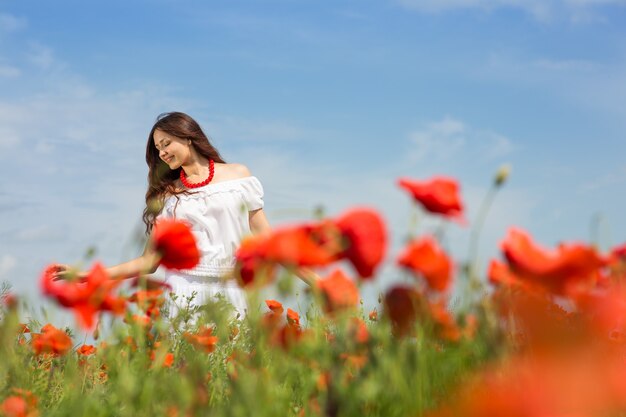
163 159 178 169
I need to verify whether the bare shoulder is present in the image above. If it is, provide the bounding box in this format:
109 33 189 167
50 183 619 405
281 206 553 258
220 163 252 180
212 162 254 183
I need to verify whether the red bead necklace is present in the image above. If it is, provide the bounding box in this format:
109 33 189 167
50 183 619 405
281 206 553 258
180 159 215 189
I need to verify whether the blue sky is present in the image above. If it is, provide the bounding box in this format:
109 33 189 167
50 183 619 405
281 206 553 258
1 0 625 315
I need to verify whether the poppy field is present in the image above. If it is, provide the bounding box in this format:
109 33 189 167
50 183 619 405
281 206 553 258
2 172 626 417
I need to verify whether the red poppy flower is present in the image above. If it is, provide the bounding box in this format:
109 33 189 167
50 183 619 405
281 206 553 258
369 309 378 321
31 324 72 357
184 326 219 353
264 226 337 266
41 263 126 330
272 323 307 350
611 243 626 260
488 259 523 287
607 243 626 277
235 225 335 286
1 389 37 417
235 239 277 286
576 284 626 342
129 289 165 318
1 293 18 309
287 308 300 327
501 228 605 295
429 353 626 417
397 176 465 223
150 350 175 367
428 299 461 341
236 209 385 285
152 219 201 270
340 353 368 372
317 269 360 314
334 208 388 279
384 285 421 337
76 344 97 356
124 314 152 328
1 395 37 417
397 236 453 292
265 299 284 314
348 317 369 345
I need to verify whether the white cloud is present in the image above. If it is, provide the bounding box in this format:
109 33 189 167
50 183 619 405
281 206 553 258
0 13 26 32
578 166 626 192
0 255 17 280
0 64 20 77
407 116 515 163
14 226 65 242
26 43 57 70
565 0 626 5
532 59 596 72
408 117 467 161
394 0 626 21
203 116 310 143
482 52 626 121
0 126 20 148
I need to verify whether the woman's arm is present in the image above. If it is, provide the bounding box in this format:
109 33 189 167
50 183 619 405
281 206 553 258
248 208 319 286
249 208 272 236
54 244 160 281
103 248 161 280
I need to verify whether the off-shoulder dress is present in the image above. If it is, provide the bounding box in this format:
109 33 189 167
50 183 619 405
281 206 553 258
157 176 264 317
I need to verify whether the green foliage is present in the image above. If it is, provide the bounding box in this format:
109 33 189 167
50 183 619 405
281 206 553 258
0 287 500 417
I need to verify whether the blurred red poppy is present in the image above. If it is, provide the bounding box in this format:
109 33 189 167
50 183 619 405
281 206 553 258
76 344 97 356
397 236 453 292
348 317 369 345
41 263 126 330
272 323 307 350
184 326 219 353
334 208 387 279
384 285 421 337
264 226 337 266
501 228 605 295
235 239 277 286
265 299 284 314
430 352 626 417
152 219 200 270
287 308 300 327
1 393 37 417
129 289 165 318
428 299 461 341
317 269 360 314
31 324 72 357
334 208 388 280
235 225 333 286
150 350 175 367
235 208 386 286
397 176 465 223
1 293 17 309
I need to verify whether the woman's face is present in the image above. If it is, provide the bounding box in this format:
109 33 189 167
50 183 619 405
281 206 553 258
153 129 191 169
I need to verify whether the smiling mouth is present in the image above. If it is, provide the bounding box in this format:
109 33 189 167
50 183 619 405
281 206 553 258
164 156 174 163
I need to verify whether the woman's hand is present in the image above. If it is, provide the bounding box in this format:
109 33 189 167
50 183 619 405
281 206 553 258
50 264 88 282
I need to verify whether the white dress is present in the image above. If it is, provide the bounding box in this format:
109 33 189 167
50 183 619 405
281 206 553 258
157 176 264 318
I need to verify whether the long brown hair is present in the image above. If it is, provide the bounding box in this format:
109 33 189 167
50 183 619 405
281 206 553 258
143 112 226 233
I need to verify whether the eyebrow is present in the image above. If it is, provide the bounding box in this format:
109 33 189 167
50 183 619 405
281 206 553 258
155 137 168 148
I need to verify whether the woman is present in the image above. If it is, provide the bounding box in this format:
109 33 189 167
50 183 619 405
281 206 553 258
56 111 316 317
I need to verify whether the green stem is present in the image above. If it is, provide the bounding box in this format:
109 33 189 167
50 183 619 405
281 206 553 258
467 185 498 293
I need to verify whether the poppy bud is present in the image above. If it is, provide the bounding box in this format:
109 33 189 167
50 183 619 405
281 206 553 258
494 164 511 187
